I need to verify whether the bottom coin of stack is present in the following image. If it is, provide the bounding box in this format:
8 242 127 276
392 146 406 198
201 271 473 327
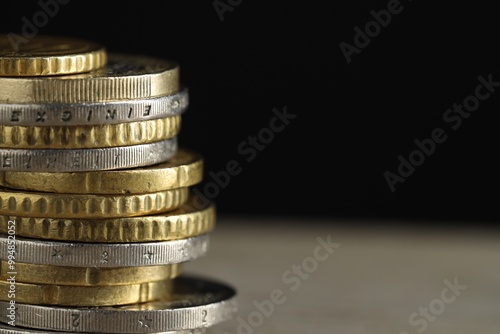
0 149 237 333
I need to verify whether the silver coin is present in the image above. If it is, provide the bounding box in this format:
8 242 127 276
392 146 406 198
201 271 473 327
0 276 237 333
0 234 209 267
0 138 177 172
0 89 188 126
0 323 207 334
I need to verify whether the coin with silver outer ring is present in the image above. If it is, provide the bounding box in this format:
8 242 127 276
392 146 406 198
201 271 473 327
0 323 207 334
0 88 189 126
0 137 177 172
0 276 237 333
0 234 209 267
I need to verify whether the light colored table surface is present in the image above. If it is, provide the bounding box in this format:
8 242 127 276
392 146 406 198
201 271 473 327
186 218 500 333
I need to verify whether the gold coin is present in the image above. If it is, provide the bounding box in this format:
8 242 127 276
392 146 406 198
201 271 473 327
0 53 179 103
0 187 188 219
0 261 181 286
0 35 107 76
0 116 180 149
0 279 172 306
0 196 214 243
0 148 202 194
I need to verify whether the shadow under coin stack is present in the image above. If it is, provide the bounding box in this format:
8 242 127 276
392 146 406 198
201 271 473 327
0 35 236 334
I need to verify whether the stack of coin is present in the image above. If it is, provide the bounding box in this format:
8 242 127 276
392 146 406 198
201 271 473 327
0 35 236 334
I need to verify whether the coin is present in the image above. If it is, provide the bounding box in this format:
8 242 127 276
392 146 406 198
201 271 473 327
0 88 189 126
0 276 237 333
0 279 173 306
0 116 180 149
0 234 209 267
0 197 214 243
0 137 177 172
0 261 182 286
0 54 179 103
0 35 107 76
0 323 207 334
0 148 202 194
0 187 188 218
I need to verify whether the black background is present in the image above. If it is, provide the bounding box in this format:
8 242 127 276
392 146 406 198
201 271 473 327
1 1 500 225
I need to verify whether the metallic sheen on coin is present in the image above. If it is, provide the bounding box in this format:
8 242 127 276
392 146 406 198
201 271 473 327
0 116 181 149
0 88 188 126
0 197 214 243
0 261 182 286
0 137 177 172
0 35 107 76
0 234 210 267
0 323 207 334
0 279 173 306
0 187 188 219
0 276 236 333
0 148 202 194
0 54 179 103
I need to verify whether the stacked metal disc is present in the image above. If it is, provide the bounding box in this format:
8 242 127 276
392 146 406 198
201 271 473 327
0 35 236 334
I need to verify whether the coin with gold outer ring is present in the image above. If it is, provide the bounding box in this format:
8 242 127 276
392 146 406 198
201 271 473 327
0 148 202 194
0 35 107 76
0 116 180 149
0 279 173 306
0 53 179 103
0 187 188 218
0 196 214 243
0 261 182 286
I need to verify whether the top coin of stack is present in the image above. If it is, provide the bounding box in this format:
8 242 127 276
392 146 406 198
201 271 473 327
0 35 236 334
0 35 107 77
